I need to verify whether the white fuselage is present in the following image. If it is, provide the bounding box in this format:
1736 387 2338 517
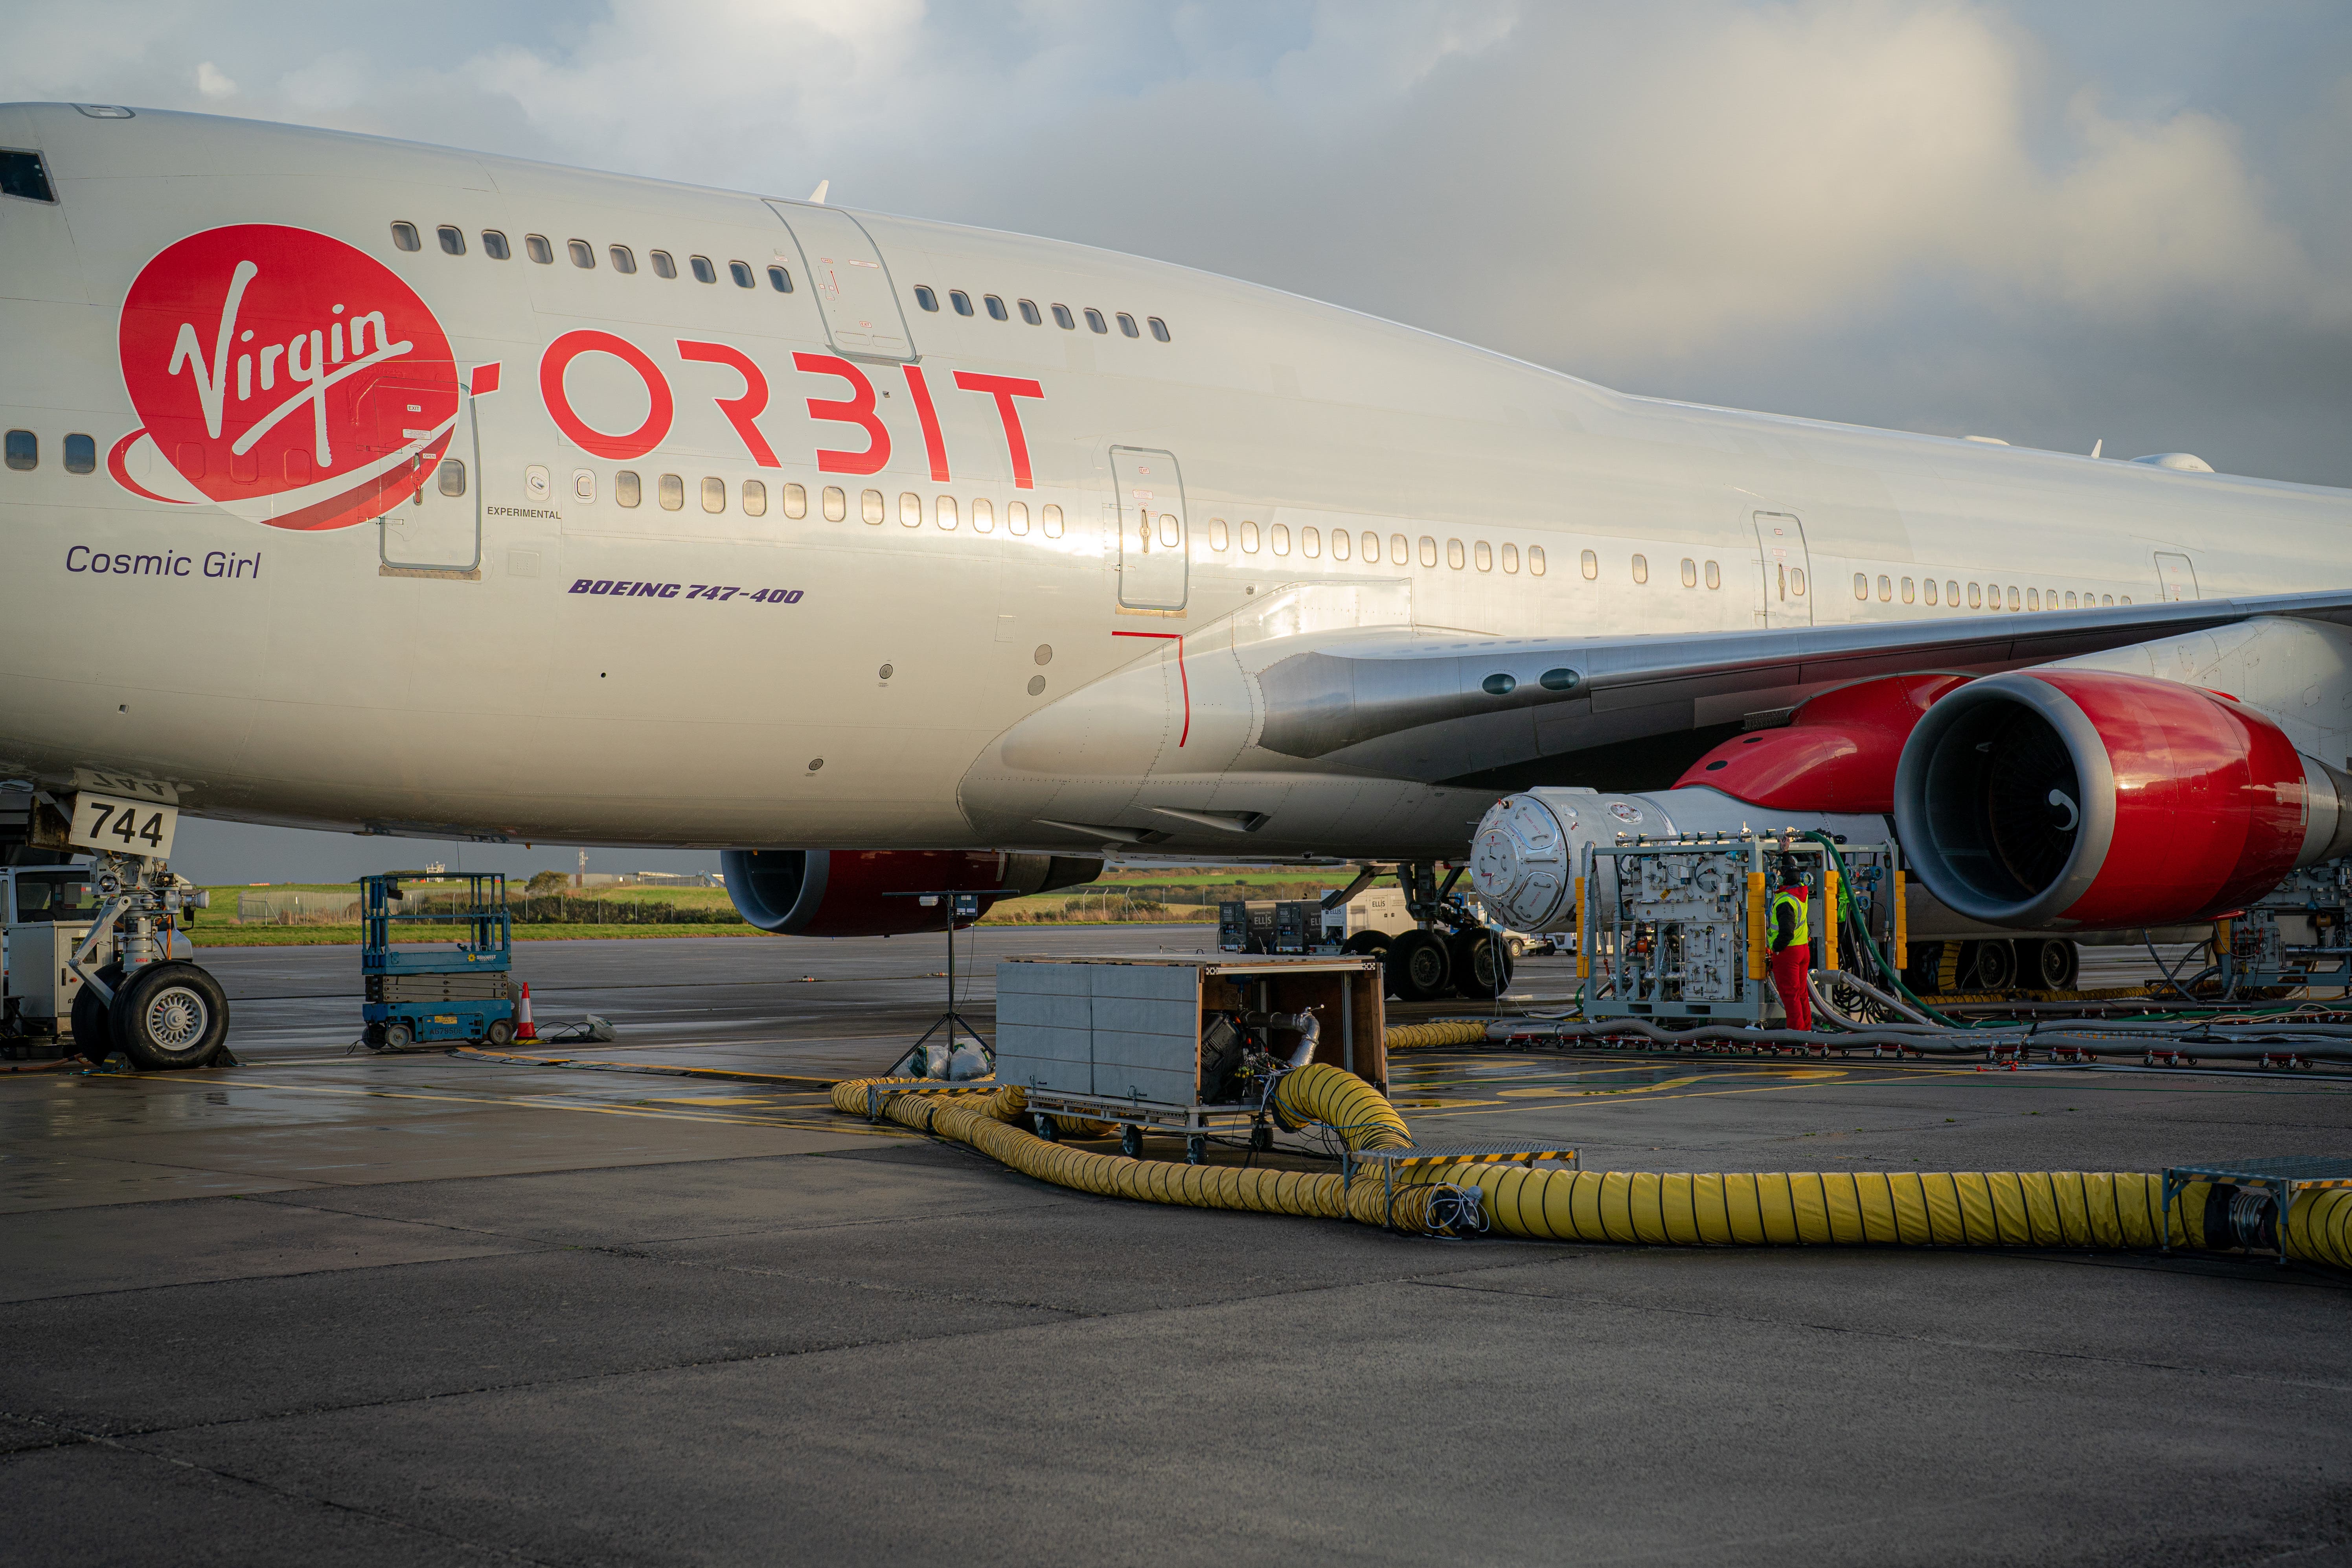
2 105 2347 860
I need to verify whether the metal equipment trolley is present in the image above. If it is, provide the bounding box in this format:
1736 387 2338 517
359 871 517 1050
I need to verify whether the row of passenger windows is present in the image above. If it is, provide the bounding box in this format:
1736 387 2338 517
913 286 1171 341
1580 551 1733 590
1201 519 1548 575
599 470 1068 535
5 430 96 473
1852 572 2130 610
391 222 794 294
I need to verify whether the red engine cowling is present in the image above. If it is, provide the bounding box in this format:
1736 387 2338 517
1675 673 1970 812
720 850 1100 937
1892 669 2346 929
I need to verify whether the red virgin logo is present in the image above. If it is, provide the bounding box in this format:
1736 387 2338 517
115 224 461 531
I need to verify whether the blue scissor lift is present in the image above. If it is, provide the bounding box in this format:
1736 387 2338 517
360 872 516 1050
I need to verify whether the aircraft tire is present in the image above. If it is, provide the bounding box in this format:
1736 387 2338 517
1386 930 1453 1002
111 961 230 1070
70 965 120 1064
1342 931 1392 958
1449 930 1513 999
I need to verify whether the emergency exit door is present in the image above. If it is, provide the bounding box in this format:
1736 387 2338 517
1753 511 1813 627
1110 447 1189 611
2154 551 2200 601
766 201 916 361
375 373 481 574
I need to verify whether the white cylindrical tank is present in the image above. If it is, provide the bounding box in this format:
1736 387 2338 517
1467 786 1889 934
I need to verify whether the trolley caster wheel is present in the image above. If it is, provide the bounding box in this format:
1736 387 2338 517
110 962 230 1070
383 1021 414 1051
70 965 121 1065
1119 1125 1143 1158
1186 1136 1208 1165
1250 1124 1274 1152
363 1023 386 1050
482 1017 515 1049
1031 1112 1060 1142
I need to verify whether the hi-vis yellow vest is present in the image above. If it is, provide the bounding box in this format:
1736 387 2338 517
1771 890 1810 948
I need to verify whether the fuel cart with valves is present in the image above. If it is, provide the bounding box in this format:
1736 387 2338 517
360 871 517 1050
990 954 1386 1164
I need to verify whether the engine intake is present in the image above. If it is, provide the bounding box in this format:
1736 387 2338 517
719 850 1100 937
1893 670 2352 929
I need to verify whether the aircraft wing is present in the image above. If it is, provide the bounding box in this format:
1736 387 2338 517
1244 588 2352 789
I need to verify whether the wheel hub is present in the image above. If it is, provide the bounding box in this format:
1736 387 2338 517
143 986 208 1050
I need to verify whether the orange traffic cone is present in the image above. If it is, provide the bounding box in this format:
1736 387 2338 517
515 982 538 1041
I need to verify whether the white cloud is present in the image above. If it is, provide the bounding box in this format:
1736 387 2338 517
194 60 236 98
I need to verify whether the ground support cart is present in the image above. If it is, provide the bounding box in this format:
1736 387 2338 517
360 871 516 1050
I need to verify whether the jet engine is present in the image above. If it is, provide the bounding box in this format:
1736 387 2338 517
719 849 1101 937
1893 669 2352 929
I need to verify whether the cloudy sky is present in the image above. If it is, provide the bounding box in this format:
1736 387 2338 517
10 0 2349 881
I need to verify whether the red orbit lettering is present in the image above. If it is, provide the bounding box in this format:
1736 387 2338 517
677 340 780 467
539 331 673 460
793 353 891 475
953 372 1044 489
902 365 949 482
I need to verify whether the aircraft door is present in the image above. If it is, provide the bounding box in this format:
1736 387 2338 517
764 202 916 362
2154 551 2200 601
1752 511 1813 627
370 372 481 574
1110 446 1188 611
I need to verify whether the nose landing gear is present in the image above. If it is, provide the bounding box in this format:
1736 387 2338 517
67 850 231 1070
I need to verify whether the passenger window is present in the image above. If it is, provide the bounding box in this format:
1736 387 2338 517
1476 541 1494 572
743 480 767 517
783 483 807 519
1241 522 1260 553
1052 303 1076 329
1019 300 1042 324
1705 560 1720 589
1160 514 1181 548
729 261 755 289
437 225 465 256
1362 532 1381 562
5 430 34 470
950 290 973 316
1390 533 1409 562
767 266 793 292
915 285 940 312
1331 529 1349 562
2006 586 2021 610
1630 553 1647 584
1789 569 1806 596
701 477 726 513
1148 317 1171 342
1528 546 1546 576
1944 579 1958 604
1301 526 1319 558
1853 572 1869 600
2064 590 2077 608
2026 587 2039 610
690 256 716 284
972 497 993 532
824 485 848 522
1878 575 1892 601
1901 577 1915 603
1272 524 1291 556
525 235 554 264
1924 578 1938 605
1043 504 1064 538
1419 537 1438 568
610 246 637 274
1968 583 1982 608
1009 500 1030 535
1580 549 1598 580
1678 557 1695 587
860 489 883 524
482 230 511 260
63 434 95 474
1449 539 1467 570
984 295 1007 321
1502 543 1519 574
616 471 642 507
437 459 466 497
568 239 595 268
1084 308 1108 333
391 221 421 252
936 495 958 529
651 250 677 279
658 474 684 510
1117 312 1139 338
1208 518 1228 551
900 492 922 527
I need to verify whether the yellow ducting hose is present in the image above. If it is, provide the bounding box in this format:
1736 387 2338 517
832 1062 2352 1266
1382 1020 1490 1051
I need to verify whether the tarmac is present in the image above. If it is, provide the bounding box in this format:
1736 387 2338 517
5 926 2351 1566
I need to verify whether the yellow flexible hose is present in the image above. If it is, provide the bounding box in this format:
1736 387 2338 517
1383 1020 1490 1051
832 1056 2352 1267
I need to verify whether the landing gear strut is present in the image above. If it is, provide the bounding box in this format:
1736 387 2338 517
68 850 230 1070
1382 860 1515 1002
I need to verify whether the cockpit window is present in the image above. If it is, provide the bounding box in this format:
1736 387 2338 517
0 150 55 204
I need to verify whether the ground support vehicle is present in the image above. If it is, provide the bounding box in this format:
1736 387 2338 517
360 872 517 1050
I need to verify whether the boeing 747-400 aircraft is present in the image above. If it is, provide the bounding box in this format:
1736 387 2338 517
5 102 2350 1066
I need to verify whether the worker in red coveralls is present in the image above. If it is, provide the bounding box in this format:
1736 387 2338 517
1770 871 1814 1032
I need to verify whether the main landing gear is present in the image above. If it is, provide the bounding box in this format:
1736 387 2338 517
70 851 231 1070
1378 861 1515 1003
